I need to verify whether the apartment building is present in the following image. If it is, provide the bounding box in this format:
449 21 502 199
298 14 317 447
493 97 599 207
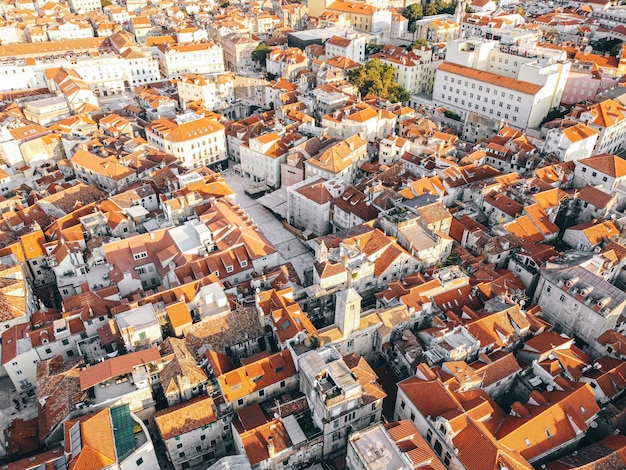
373 45 442 94
542 121 598 162
176 73 235 111
324 34 365 64
71 149 138 193
155 396 230 469
67 0 101 13
347 421 446 470
233 416 323 470
299 347 386 458
533 265 626 349
240 132 307 189
221 33 260 74
432 39 570 129
145 113 227 170
216 349 297 411
326 1 392 36
304 134 368 183
575 98 626 155
287 177 344 237
157 41 225 78
64 404 159 469
321 103 396 141
573 154 626 192
266 47 309 81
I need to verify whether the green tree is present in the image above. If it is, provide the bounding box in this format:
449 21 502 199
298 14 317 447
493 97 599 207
404 3 423 33
435 0 456 14
251 43 272 68
444 109 461 121
541 106 566 125
365 43 384 56
407 38 428 49
425 3 438 16
348 59 411 103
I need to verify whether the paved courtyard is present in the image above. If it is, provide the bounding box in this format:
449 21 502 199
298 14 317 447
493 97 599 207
221 169 314 284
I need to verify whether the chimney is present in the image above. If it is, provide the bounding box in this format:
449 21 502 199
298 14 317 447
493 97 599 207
267 435 275 459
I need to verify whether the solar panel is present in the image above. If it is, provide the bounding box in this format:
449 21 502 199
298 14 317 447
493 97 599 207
111 404 136 460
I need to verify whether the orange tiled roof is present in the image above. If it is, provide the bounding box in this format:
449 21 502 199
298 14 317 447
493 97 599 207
578 154 626 179
218 350 295 403
154 395 216 440
438 62 542 95
79 347 161 390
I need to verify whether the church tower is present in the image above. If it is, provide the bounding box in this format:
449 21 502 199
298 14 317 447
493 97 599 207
454 0 468 39
335 288 362 337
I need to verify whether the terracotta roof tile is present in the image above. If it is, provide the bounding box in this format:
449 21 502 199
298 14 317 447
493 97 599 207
154 395 217 440
79 347 161 390
218 350 296 404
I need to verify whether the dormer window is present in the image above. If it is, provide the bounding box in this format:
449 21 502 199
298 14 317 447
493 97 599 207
133 251 148 260
240 260 248 268
226 265 234 273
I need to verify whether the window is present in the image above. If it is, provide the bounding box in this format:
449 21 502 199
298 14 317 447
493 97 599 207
237 399 244 406
136 458 144 466
603 176 608 182
177 443 183 449
181 463 190 470
259 390 265 397
347 339 354 349
559 294 566 302
410 412 416 422
196 446 202 453
546 285 551 293
280 380 286 388
400 400 405 409
434 440 443 455
426 429 432 442
545 428 552 438
200 435 206 441
371 403 377 411
67 350 74 357
62 339 70 346
139 332 147 340
179 452 186 458
444 452 451 466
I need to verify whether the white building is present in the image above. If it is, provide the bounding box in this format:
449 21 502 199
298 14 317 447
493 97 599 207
157 42 225 78
573 154 626 192
286 177 345 237
176 73 235 111
432 39 571 129
533 265 626 350
145 113 227 169
374 45 442 95
299 347 386 458
1 323 39 392
240 132 307 189
324 33 366 64
541 122 599 162
115 303 163 352
67 0 101 13
155 396 230 469
576 98 626 155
